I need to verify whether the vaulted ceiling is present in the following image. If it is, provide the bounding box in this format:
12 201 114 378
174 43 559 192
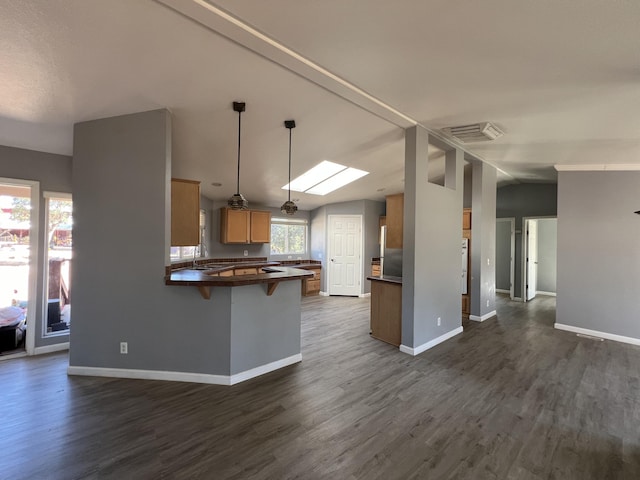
1 0 639 210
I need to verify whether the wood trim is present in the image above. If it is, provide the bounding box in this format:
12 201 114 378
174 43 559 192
266 282 278 296
197 286 211 300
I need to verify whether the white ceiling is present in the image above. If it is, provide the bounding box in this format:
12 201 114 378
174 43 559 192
1 0 639 210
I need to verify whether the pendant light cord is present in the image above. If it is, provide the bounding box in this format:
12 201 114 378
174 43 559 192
236 109 242 195
288 126 292 202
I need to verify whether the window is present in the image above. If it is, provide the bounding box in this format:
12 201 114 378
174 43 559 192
170 209 206 261
270 217 307 255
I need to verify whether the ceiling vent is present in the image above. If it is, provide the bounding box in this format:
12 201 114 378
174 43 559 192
441 122 504 143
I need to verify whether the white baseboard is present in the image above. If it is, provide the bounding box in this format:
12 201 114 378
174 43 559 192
68 353 302 386
34 342 69 355
496 289 510 294
400 326 463 356
554 324 640 347
319 291 329 297
536 291 557 297
469 310 497 322
359 292 371 298
229 353 301 385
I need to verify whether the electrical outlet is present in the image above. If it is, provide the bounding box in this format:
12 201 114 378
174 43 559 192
437 317 441 326
120 342 128 354
486 300 490 307
243 250 248 257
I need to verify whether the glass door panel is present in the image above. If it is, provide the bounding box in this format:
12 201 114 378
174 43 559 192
44 194 72 336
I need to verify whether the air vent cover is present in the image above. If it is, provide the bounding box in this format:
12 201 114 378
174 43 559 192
442 122 504 143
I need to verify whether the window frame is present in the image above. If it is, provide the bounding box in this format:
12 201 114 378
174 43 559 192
269 217 308 258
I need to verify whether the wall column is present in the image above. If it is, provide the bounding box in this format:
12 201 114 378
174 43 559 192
470 160 497 321
401 126 464 355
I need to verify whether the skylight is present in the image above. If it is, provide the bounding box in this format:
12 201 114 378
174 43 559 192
282 160 369 196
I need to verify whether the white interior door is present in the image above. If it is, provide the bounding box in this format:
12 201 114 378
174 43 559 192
526 219 538 301
328 215 362 296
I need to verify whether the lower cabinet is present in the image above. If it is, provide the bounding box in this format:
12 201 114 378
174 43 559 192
234 267 258 275
370 280 402 347
302 267 321 296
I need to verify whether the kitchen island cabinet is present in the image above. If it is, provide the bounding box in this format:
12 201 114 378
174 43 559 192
368 275 402 347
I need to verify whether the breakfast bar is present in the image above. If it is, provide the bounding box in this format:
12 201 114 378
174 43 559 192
164 260 315 383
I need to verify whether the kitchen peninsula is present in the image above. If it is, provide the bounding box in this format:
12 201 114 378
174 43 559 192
164 258 316 384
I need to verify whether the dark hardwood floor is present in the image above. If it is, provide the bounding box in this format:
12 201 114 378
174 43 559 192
1 294 639 479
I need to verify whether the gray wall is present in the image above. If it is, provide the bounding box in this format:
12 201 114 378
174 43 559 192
470 161 497 317
70 109 233 374
309 199 384 294
557 171 640 339
230 281 300 375
496 183 557 298
536 218 557 294
0 145 72 348
495 219 512 292
402 127 463 348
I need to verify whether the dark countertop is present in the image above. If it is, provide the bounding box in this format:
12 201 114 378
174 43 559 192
367 275 402 285
167 265 313 287
284 263 321 269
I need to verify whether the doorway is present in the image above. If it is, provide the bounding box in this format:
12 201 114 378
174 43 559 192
327 215 363 296
496 218 515 299
523 217 557 303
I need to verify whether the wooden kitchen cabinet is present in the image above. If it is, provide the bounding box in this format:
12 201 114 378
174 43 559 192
171 178 200 247
371 263 381 277
370 280 402 346
386 194 404 249
462 208 471 230
219 208 271 244
302 267 321 296
249 210 271 243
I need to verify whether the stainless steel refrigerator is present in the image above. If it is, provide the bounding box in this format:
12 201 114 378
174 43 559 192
381 225 403 277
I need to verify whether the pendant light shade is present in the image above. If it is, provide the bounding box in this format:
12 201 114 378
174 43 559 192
281 119 298 215
228 101 249 210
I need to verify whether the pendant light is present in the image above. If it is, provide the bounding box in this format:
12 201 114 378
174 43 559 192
228 101 249 210
281 119 298 215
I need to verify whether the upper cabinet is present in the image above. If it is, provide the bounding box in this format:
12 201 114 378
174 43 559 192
462 208 471 231
249 210 271 243
171 178 200 247
385 193 404 249
220 208 271 244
